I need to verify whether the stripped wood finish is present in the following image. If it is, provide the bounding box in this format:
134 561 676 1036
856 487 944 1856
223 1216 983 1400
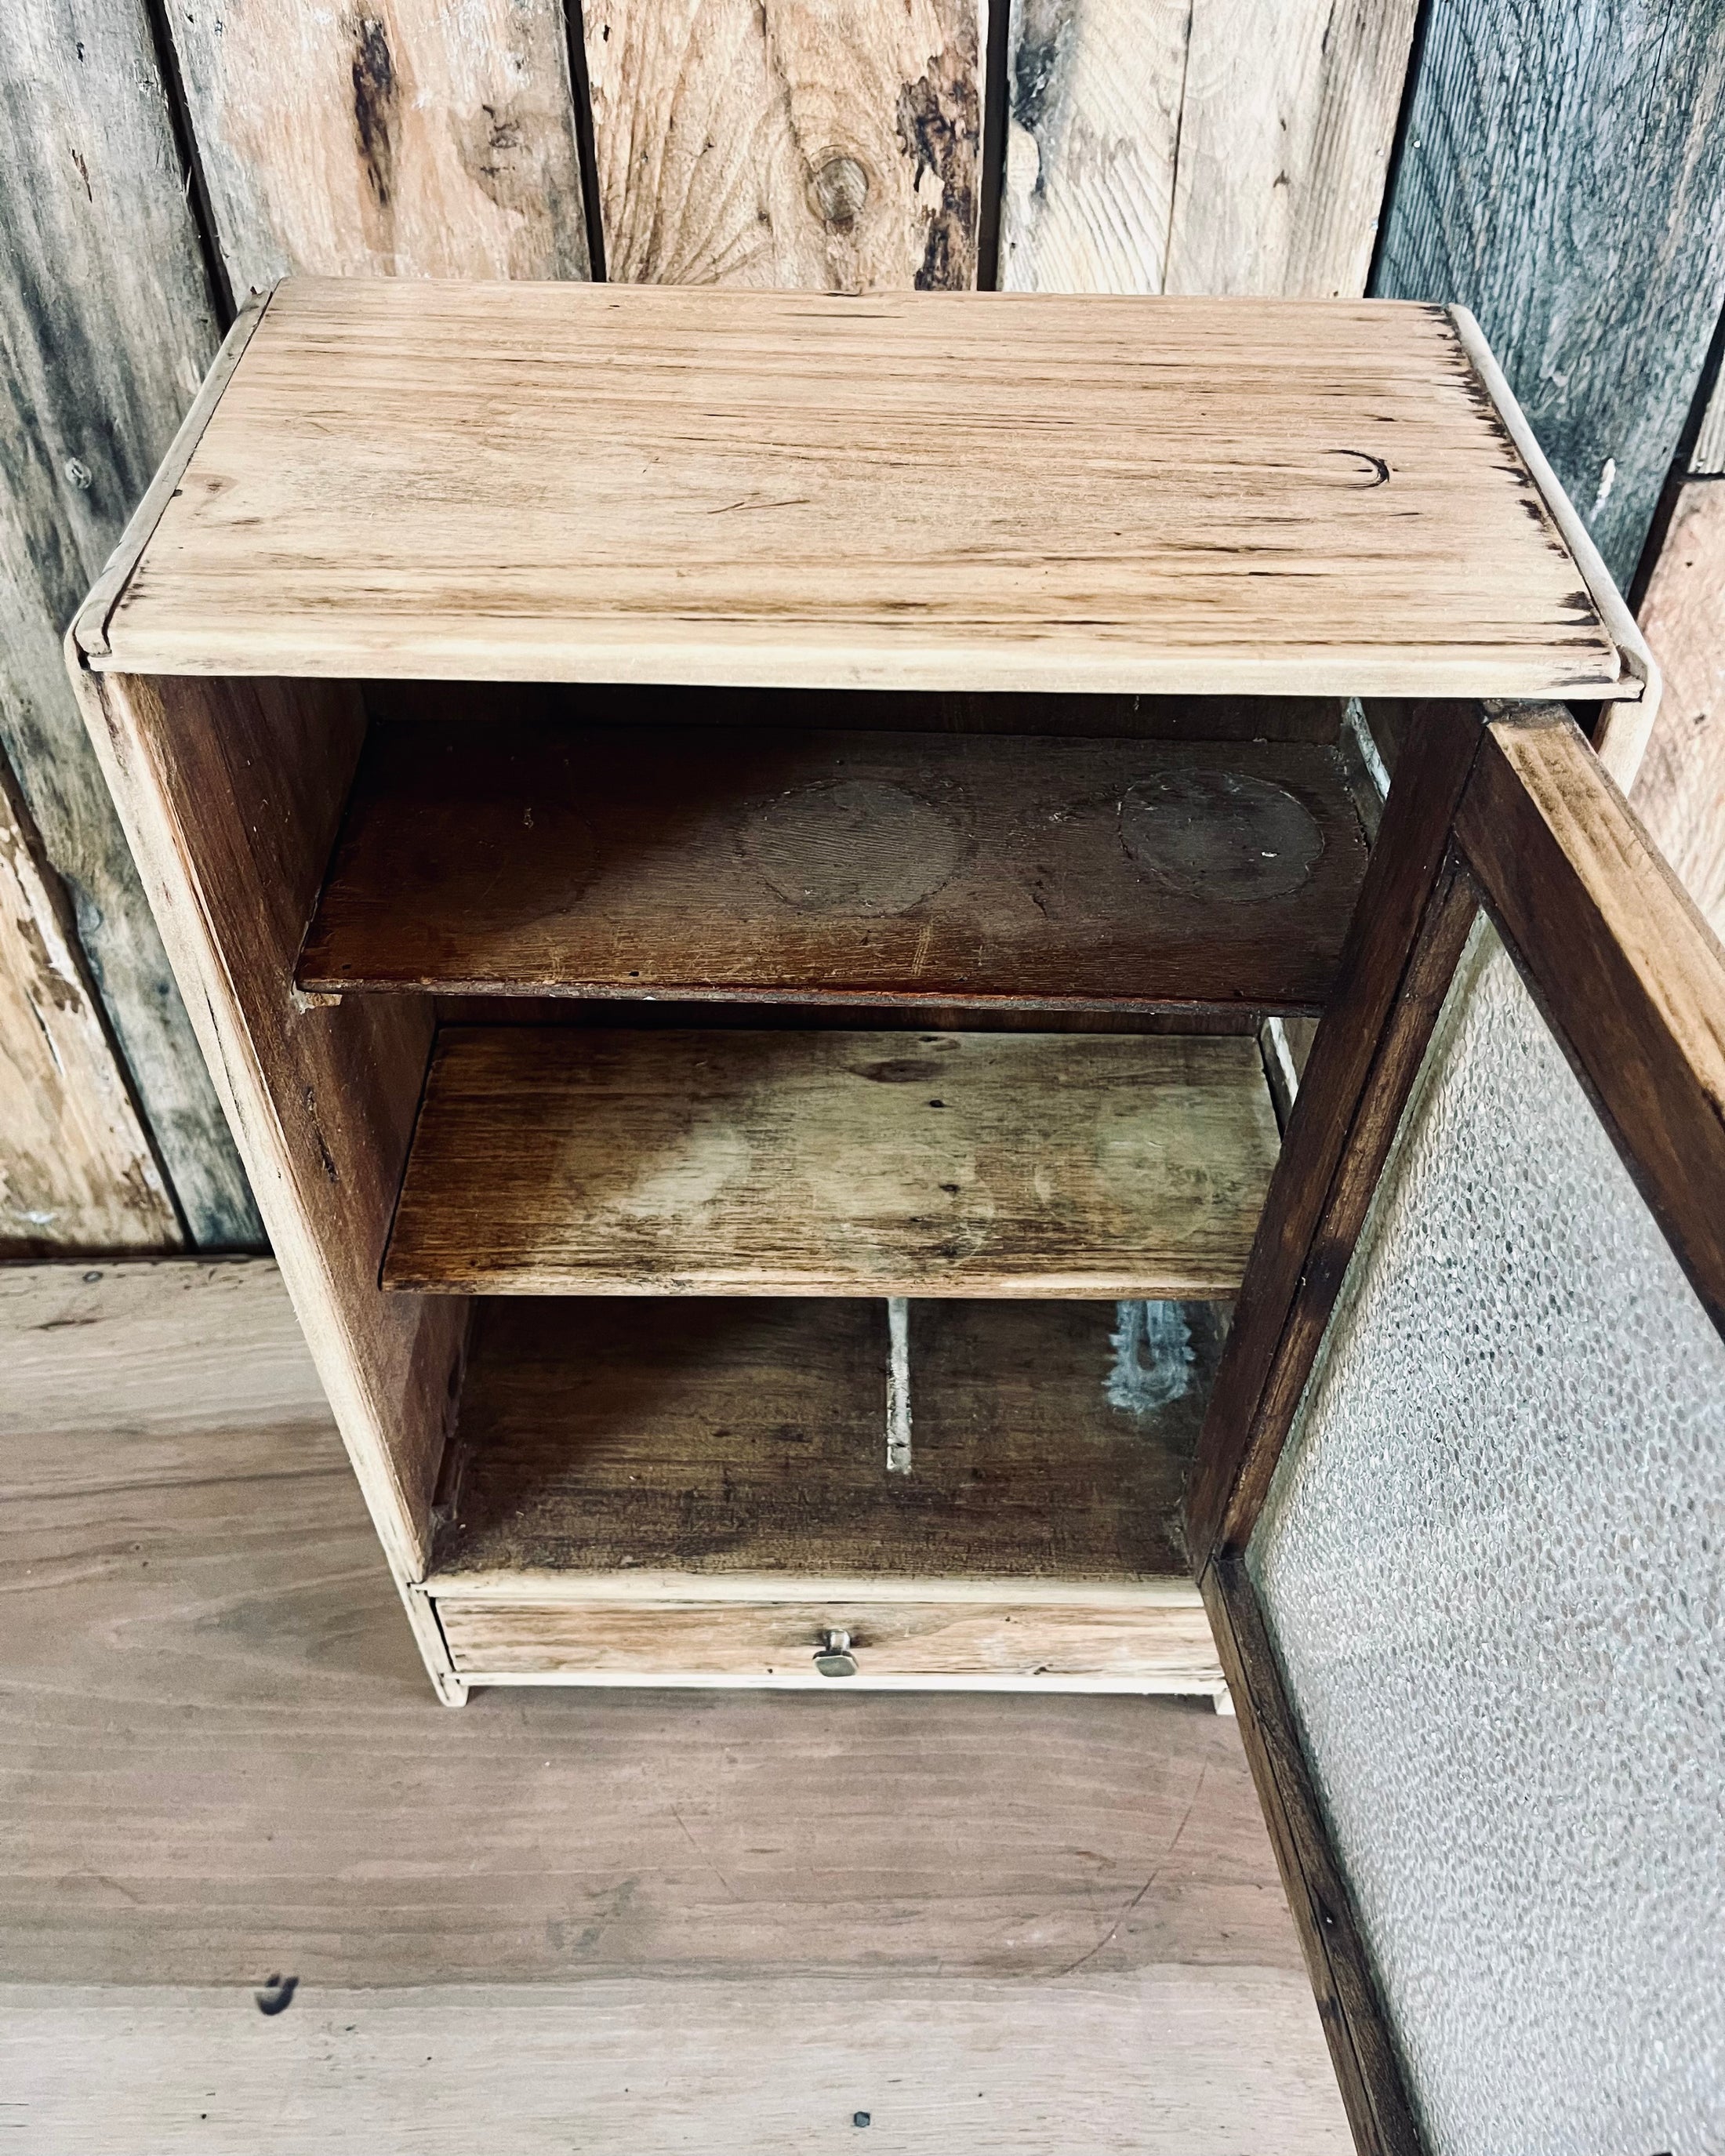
89 278 1627 700
0 0 255 1246
383 1028 1280 1298
164 0 590 289
1633 481 1725 935
1375 0 1725 585
0 748 178 1252
439 1598 1220 1688
432 1299 1218 1584
586 0 983 289
1001 0 1418 298
64 662 467 1694
300 722 1371 1012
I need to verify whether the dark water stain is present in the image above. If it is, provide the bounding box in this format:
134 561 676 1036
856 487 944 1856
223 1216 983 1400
350 14 398 211
896 38 982 290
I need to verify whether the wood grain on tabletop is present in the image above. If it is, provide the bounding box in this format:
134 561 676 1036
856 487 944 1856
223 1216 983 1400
163 0 589 289
432 1298 1220 1585
1632 481 1725 936
0 752 178 1253
1375 0 1725 586
1001 0 1418 299
586 0 982 290
300 721 1371 1012
93 279 1624 701
0 1259 1312 1995
2 1974 1351 2155
0 0 256 1246
383 1028 1280 1299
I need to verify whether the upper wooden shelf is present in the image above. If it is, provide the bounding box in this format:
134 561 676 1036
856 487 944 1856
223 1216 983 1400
82 278 1633 701
300 720 1370 1013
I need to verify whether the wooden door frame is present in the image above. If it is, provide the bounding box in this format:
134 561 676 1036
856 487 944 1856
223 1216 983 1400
1186 700 1725 2156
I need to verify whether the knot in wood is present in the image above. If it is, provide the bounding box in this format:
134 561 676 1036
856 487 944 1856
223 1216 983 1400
811 154 870 229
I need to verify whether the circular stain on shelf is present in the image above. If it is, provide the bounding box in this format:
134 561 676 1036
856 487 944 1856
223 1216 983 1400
1117 770 1324 902
741 779 968 916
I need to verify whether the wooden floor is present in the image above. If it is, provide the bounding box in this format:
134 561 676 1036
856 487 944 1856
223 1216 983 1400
0 1257 1347 2153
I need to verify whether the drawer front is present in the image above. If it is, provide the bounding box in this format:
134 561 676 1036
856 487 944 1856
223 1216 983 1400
434 1596 1221 1690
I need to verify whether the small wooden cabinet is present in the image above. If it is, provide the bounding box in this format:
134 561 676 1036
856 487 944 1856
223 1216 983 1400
67 278 1654 1706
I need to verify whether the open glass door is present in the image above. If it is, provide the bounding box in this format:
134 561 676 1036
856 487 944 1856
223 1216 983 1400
1186 702 1725 2156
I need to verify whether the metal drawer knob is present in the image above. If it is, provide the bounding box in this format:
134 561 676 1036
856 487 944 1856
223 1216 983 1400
814 1628 859 1679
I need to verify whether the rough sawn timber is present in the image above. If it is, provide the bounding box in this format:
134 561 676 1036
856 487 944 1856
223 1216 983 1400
89 278 1625 701
1001 0 1418 299
585 0 983 289
0 0 257 1245
1632 481 1725 936
163 0 590 289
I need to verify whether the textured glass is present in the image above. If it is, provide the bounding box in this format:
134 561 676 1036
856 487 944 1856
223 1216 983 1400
1249 917 1725 2156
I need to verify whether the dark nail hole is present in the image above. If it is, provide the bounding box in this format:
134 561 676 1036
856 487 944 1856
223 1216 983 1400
255 1973 298 2016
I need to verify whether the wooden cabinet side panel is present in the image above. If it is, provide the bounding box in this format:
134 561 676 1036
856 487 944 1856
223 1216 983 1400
70 666 464 1584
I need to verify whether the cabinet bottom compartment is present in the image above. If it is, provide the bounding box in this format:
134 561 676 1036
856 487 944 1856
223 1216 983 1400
422 1298 1228 1693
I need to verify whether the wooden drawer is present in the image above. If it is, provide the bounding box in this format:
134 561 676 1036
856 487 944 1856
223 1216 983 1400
433 1592 1222 1692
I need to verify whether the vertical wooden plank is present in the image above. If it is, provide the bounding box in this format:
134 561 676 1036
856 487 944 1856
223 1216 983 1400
1164 0 1418 299
999 0 1187 293
1694 370 1725 477
0 0 260 1246
0 745 180 1254
166 0 590 290
1000 0 1415 298
1632 480 1725 937
1375 0 1725 586
584 0 985 290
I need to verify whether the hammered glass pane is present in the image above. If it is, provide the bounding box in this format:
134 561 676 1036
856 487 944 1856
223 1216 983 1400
1248 916 1725 2156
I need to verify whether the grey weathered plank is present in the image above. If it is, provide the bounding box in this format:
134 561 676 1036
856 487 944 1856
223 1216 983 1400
1000 0 1417 297
1375 0 1725 585
0 0 260 1244
164 0 590 291
0 1976 1350 2154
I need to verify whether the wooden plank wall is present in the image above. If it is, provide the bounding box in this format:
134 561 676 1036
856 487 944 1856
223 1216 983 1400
1374 0 1725 590
4 0 1725 1239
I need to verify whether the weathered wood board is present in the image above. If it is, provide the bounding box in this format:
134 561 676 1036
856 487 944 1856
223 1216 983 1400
0 0 258 1246
300 722 1370 1012
164 0 590 289
1634 481 1725 936
1001 0 1418 297
1694 370 1725 477
87 278 1628 701
0 1257 1316 1993
0 1975 1352 2154
433 1298 1219 1585
384 1028 1280 1298
1375 0 1725 585
0 751 178 1252
585 0 983 289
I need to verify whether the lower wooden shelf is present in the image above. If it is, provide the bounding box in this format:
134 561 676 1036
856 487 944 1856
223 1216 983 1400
422 1299 1226 1692
383 1027 1280 1297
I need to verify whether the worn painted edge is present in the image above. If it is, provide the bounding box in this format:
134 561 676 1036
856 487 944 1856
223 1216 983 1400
1448 305 1662 787
70 287 276 662
416 1573 1207 1607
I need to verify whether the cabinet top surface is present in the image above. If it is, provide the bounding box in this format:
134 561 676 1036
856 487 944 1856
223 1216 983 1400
93 278 1624 698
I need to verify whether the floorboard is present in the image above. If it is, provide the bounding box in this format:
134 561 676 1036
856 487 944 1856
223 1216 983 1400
0 1256 1344 2147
